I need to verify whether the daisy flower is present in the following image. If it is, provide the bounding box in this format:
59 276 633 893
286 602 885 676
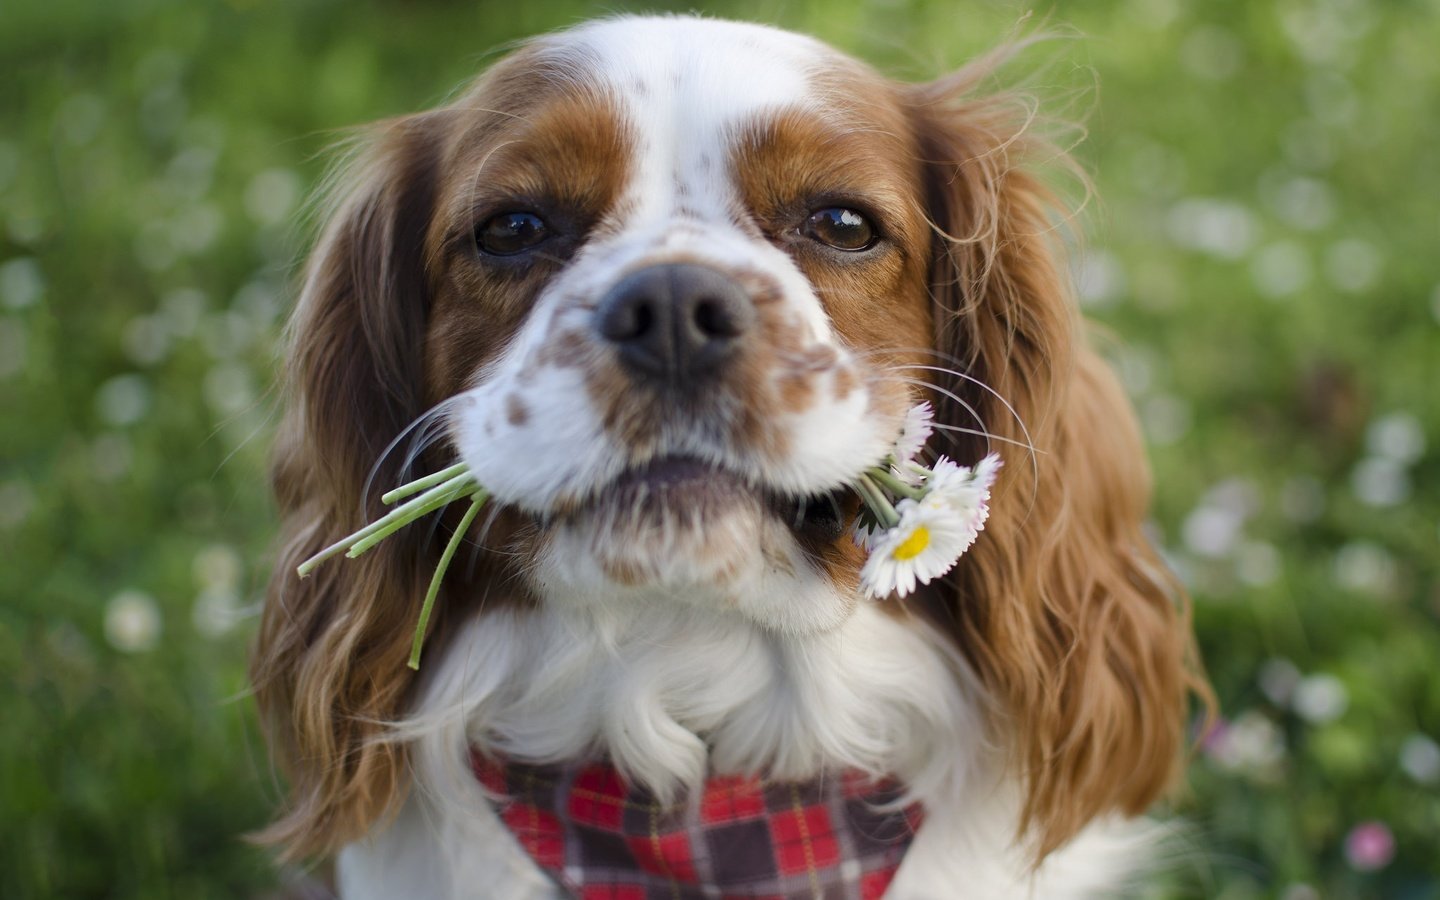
852 441 1001 598
891 400 934 467
860 498 975 598
922 453 1002 521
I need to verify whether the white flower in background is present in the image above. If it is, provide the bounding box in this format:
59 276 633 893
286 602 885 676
1251 240 1312 299
1333 541 1398 596
1365 412 1425 465
1258 657 1302 706
1292 673 1349 724
244 167 302 226
1141 393 1192 445
1208 709 1286 775
192 586 243 638
193 543 242 589
203 362 257 416
1074 249 1126 308
1351 457 1410 507
160 287 207 337
1257 171 1335 232
892 401 933 467
1234 540 1281 587
1399 734 1440 785
1324 238 1381 294
861 499 975 598
95 374 152 426
1166 197 1258 259
105 590 162 653
122 314 172 366
1179 25 1243 81
1182 505 1244 558
0 256 44 309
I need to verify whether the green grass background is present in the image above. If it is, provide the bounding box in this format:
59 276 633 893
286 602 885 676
3 0 1437 897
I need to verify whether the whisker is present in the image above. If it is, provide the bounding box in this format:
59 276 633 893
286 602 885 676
885 373 990 446
462 502 507 580
360 395 466 518
930 421 1047 453
399 408 459 478
891 361 1036 452
887 372 1041 507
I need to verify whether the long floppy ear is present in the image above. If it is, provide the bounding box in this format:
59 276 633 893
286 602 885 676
250 111 449 860
906 54 1211 861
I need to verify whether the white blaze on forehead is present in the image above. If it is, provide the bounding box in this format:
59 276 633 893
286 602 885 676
543 17 842 346
559 16 822 219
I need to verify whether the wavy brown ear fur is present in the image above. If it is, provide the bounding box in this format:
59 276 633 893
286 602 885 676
906 50 1211 862
250 112 450 861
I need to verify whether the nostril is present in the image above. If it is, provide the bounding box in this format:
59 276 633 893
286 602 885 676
629 302 654 339
599 294 655 343
693 297 740 338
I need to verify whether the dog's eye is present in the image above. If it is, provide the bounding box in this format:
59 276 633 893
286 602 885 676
802 207 876 252
476 211 551 256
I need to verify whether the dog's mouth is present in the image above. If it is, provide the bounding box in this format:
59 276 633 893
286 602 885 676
571 455 852 544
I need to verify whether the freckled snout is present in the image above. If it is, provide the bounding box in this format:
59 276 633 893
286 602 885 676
594 263 755 384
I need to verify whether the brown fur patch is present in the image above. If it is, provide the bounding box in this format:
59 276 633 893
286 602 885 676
425 70 634 401
253 40 636 863
777 372 814 413
505 393 529 426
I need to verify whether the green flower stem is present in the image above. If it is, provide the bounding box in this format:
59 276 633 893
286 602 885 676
867 467 924 501
295 471 476 576
344 478 479 559
408 492 487 670
853 474 900 529
381 462 471 505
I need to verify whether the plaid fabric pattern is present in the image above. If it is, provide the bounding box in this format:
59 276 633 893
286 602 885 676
472 751 923 899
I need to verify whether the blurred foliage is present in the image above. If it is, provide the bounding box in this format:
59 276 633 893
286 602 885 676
3 0 1438 897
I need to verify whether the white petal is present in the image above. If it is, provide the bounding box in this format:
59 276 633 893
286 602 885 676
892 401 935 465
861 499 980 599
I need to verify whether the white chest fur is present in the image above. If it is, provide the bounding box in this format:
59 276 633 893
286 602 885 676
336 602 1157 898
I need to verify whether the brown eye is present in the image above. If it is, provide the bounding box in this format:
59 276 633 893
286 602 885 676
477 211 550 256
802 207 876 251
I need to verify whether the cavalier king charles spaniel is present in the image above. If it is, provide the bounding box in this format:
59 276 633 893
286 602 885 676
253 15 1208 899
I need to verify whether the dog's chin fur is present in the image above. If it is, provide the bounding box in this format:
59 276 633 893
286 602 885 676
253 13 1210 898
538 486 862 635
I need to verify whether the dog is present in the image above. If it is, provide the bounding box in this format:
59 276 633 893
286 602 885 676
252 15 1208 898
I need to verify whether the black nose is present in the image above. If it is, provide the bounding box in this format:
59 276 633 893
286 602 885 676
594 263 755 383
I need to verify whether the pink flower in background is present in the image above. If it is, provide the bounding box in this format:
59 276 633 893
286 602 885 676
1344 821 1395 872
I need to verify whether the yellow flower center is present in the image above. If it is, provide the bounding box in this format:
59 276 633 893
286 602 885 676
892 525 931 561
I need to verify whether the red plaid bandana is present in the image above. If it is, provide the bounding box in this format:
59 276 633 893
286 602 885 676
472 752 923 899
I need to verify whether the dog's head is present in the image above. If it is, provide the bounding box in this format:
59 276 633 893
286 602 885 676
254 15 1205 864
